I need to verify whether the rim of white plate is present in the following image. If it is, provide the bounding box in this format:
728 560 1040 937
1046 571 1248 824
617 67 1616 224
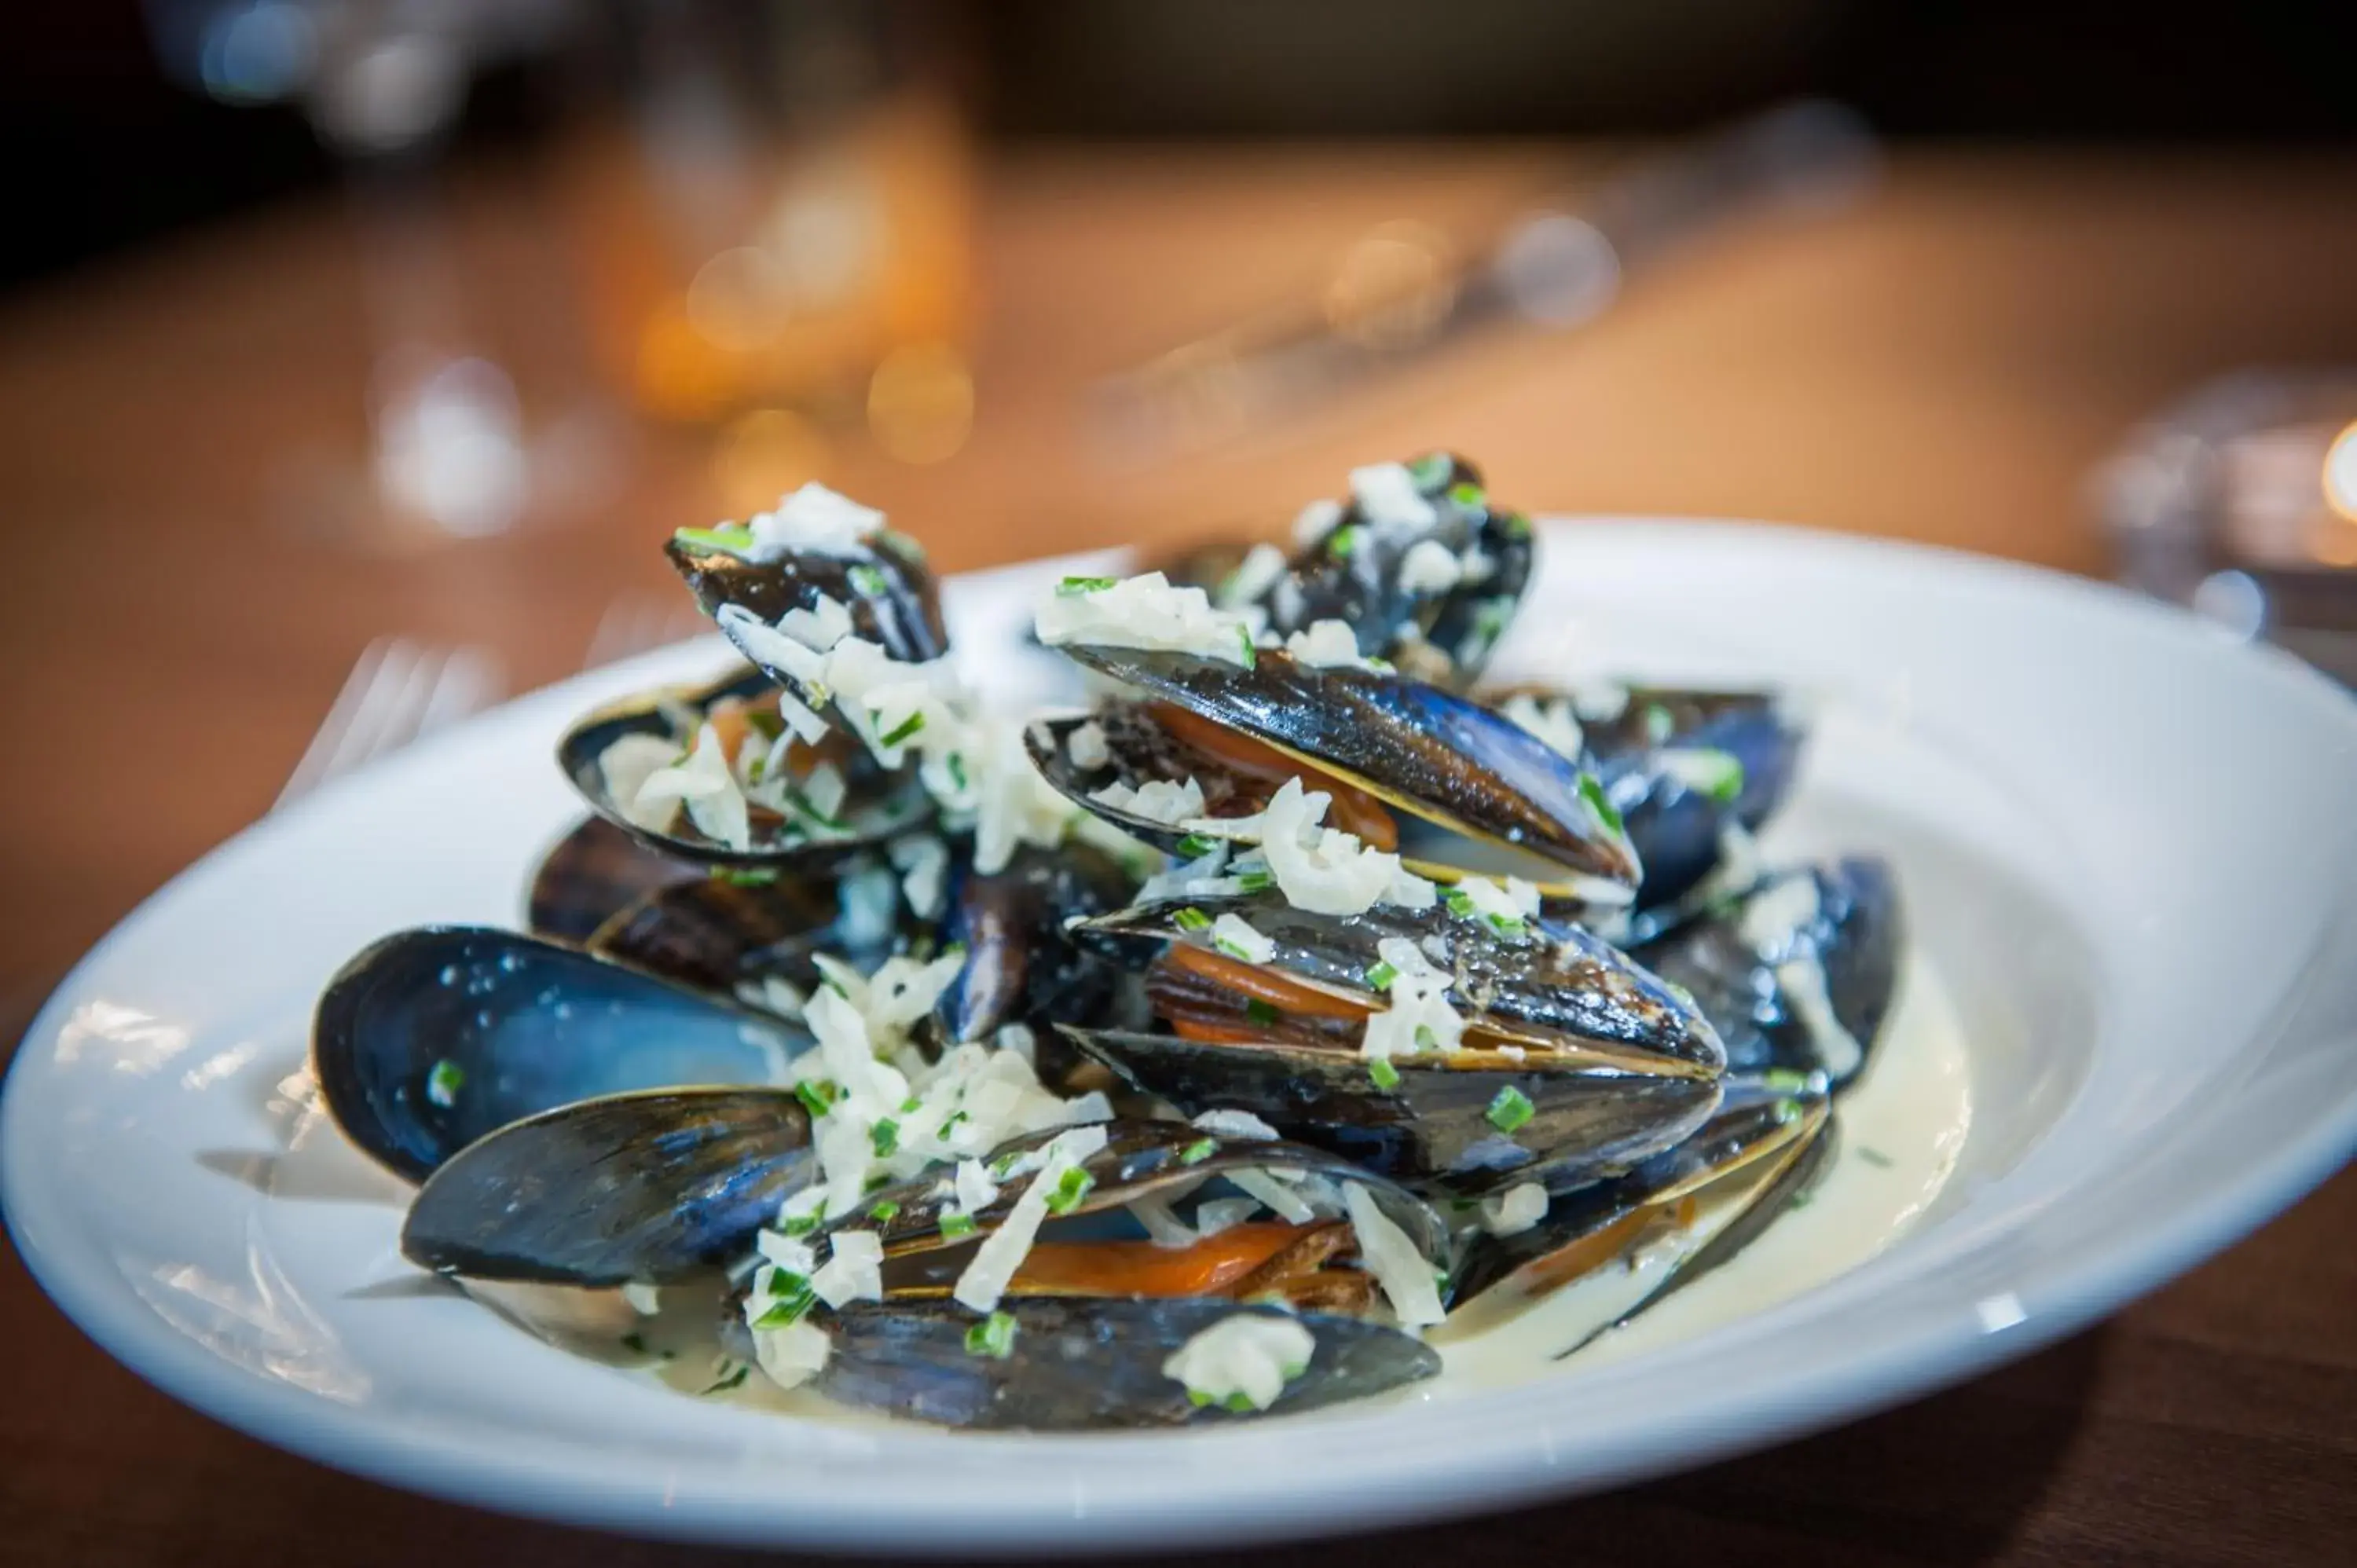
6 519 2356 1555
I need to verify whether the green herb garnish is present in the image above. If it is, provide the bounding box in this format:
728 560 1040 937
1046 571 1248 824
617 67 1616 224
1173 906 1213 932
965 1310 1018 1359
1406 453 1451 488
1363 960 1400 991
1236 869 1274 892
425 1058 464 1108
745 709 784 741
939 1211 978 1240
881 711 926 746
673 524 757 555
1043 1167 1095 1215
870 1119 901 1157
753 1273 816 1328
1178 1138 1218 1166
849 562 889 598
1486 1085 1536 1134
1857 1145 1893 1169
794 1079 838 1119
1762 1068 1813 1094
1237 625 1258 668
1577 772 1625 836
1643 702 1675 746
1443 888 1477 918
946 752 969 791
701 1363 751 1394
1057 575 1118 596
1213 933 1260 962
714 865 780 886
867 1199 902 1224
1244 998 1281 1027
781 1211 820 1237
1501 511 1532 540
1175 833 1219 859
1446 481 1486 510
1369 1057 1402 1090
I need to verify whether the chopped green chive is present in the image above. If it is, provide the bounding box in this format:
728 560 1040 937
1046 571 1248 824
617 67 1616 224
1762 1068 1813 1094
1327 524 1364 559
965 1310 1018 1359
780 1211 820 1237
1443 888 1477 918
1501 511 1532 540
424 1058 464 1108
870 1119 901 1157
1772 1097 1804 1126
1224 1390 1259 1412
1446 481 1486 510
714 865 780 886
849 563 889 598
1369 1057 1402 1090
1236 869 1274 892
1487 914 1527 939
1643 702 1676 746
1244 998 1282 1027
1043 1167 1095 1215
673 524 757 555
863 1171 893 1192
875 528 925 562
701 1363 751 1394
900 1095 923 1114
1577 772 1626 836
1237 625 1258 668
1486 1085 1536 1134
1173 906 1213 932
1787 1189 1816 1211
620 1331 647 1354
1178 1138 1218 1166
946 753 969 791
939 1211 978 1240
1857 1145 1894 1168
1413 1023 1438 1050
745 709 784 741
1364 960 1400 991
1213 935 1259 962
867 1199 902 1224
1175 833 1219 859
1406 453 1451 487
753 1274 816 1327
794 1079 838 1119
1057 575 1118 596
1364 655 1395 672
881 711 926 746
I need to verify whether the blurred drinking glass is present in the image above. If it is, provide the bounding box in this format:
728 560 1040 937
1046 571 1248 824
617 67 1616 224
2103 371 2357 687
556 0 977 514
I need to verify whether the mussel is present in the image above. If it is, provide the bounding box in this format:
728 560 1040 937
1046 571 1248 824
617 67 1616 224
1449 1074 1835 1350
1633 858 1901 1089
555 663 929 866
1031 644 1639 896
525 816 698 944
313 926 805 1182
667 496 948 669
1068 891 1723 1191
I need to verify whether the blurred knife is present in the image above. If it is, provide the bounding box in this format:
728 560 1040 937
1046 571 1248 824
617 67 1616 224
1089 99 1880 464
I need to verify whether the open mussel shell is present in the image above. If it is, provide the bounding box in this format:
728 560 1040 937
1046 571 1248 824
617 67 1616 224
1633 857 1901 1090
588 855 907 1010
825 1119 1450 1268
1450 1075 1835 1335
666 531 948 669
932 840 1145 1049
525 816 698 944
1065 1031 1720 1196
790 1299 1440 1431
313 926 807 1183
1573 686 1804 912
1051 643 1639 891
1079 890 1725 1074
403 1087 813 1286
555 663 930 868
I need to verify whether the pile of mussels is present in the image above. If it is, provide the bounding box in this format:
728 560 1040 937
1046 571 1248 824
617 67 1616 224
313 455 1901 1430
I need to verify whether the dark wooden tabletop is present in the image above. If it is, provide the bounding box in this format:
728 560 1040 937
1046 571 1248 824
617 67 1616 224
2 142 2354 1566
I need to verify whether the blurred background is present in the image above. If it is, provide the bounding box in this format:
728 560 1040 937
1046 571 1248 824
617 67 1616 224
2 0 2355 999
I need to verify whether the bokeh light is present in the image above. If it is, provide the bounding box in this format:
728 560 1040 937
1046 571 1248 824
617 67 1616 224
867 341 973 464
712 408 830 517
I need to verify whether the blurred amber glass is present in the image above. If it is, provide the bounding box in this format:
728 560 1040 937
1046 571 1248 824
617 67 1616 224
562 87 974 439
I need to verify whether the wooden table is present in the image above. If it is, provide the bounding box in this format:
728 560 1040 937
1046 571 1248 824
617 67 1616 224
2 143 2354 1566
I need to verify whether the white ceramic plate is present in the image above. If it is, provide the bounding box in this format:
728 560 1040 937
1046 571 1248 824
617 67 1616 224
7 522 2356 1555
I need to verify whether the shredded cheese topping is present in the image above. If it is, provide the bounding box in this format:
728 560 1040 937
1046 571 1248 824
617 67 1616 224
1163 1314 1317 1412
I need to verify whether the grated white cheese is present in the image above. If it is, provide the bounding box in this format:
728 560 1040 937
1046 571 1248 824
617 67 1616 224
1066 720 1111 771
1227 1168 1317 1225
1343 1182 1446 1328
888 833 950 921
1569 679 1630 723
1127 1192 1197 1248
599 735 685 831
1449 874 1541 927
1220 543 1289 608
632 723 752 851
1398 538 1464 595
1291 496 1345 548
1359 936 1466 1061
1499 692 1585 761
1209 912 1277 965
954 1157 1000 1213
1349 462 1438 530
750 1318 831 1390
1090 775 1208 826
1193 1196 1263 1236
621 1281 662 1317
1282 618 1371 670
1189 777 1436 918
1162 1313 1316 1412
1740 874 1821 958
743 482 885 560
1034 572 1255 667
810 1229 884 1307
1192 1108 1279 1141
1479 1181 1549 1237
951 1128 1102 1312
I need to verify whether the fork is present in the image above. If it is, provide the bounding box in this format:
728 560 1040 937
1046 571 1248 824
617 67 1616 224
581 592 713 669
273 638 504 811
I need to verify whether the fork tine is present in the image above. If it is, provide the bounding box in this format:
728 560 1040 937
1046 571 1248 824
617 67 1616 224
359 644 449 768
274 637 404 809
